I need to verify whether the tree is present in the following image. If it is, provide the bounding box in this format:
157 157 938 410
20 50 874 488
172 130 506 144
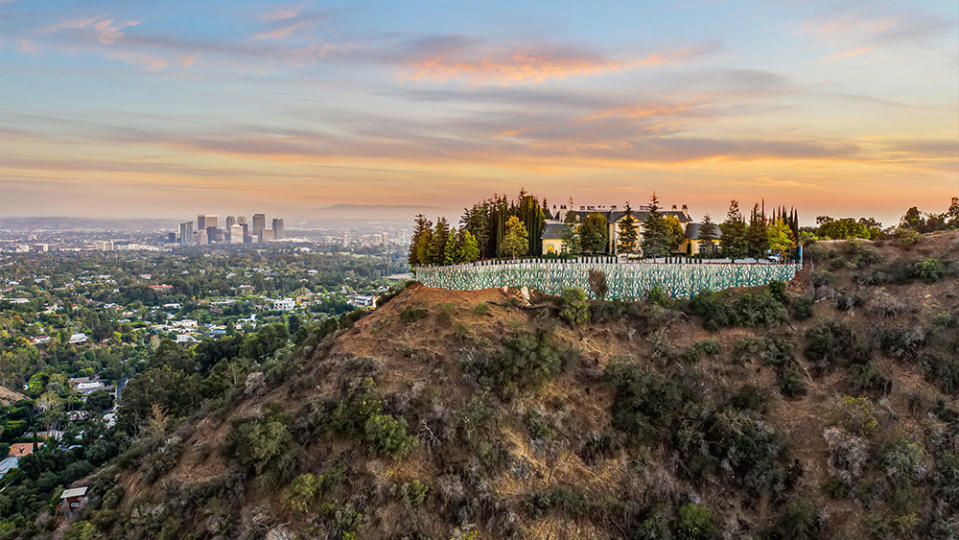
501 216 529 259
720 200 749 259
664 215 686 253
641 193 671 257
458 229 480 262
699 214 718 257
767 218 796 258
901 206 924 231
617 202 638 254
408 215 432 267
561 210 582 256
948 197 959 228
746 203 769 258
580 213 609 254
517 189 547 256
431 218 451 264
443 230 458 265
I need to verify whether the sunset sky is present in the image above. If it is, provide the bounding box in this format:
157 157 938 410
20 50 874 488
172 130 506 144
1 0 957 225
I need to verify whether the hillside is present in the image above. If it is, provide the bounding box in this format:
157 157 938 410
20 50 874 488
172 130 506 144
69 232 958 539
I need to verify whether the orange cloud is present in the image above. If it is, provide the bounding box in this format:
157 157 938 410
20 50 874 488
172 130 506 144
403 42 718 85
823 47 873 61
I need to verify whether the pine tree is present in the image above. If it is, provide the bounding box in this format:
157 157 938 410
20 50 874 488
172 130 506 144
719 200 748 259
617 202 638 254
561 211 582 256
408 214 432 267
431 218 451 264
746 203 769 258
641 192 671 257
699 214 718 257
501 216 529 259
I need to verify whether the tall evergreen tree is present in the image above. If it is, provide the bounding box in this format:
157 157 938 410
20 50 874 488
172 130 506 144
408 214 432 267
431 218 451 264
617 202 639 254
561 211 582 256
746 203 769 258
719 200 749 259
698 214 718 257
641 192 671 257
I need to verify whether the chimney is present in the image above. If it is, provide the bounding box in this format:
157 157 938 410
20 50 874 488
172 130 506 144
671 204 678 210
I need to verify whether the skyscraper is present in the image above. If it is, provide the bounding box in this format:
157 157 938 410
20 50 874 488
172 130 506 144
205 215 218 229
179 222 194 246
272 218 284 240
230 225 244 244
226 216 236 229
252 214 266 236
237 216 248 226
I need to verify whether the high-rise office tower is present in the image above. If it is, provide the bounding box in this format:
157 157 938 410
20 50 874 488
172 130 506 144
230 225 244 244
167 232 177 243
261 228 275 242
241 223 250 243
272 218 284 240
237 216 248 226
342 231 350 247
179 222 194 246
197 215 206 231
205 215 218 229
226 216 236 229
252 214 266 236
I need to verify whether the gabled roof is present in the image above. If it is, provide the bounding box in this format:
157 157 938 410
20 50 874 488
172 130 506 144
685 223 722 240
541 222 566 240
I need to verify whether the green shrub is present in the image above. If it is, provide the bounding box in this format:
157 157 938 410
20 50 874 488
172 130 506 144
604 362 683 443
399 306 428 323
912 259 943 282
225 403 294 476
826 396 880 437
848 361 891 396
689 290 786 329
922 354 959 395
560 287 590 327
880 438 930 485
790 297 814 320
286 473 322 512
685 340 720 363
876 327 924 360
821 476 851 499
400 480 429 507
767 498 821 540
364 413 417 458
471 330 568 399
778 367 805 398
805 320 870 373
524 409 556 441
729 384 769 414
472 303 490 316
733 336 764 364
675 504 716 540
710 409 789 496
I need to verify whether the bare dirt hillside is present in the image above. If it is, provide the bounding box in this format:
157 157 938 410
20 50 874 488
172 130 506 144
77 231 958 539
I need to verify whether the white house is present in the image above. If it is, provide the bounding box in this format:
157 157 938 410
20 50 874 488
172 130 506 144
273 299 296 311
69 333 88 344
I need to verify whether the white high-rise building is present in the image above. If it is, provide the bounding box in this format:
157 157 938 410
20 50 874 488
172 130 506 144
230 225 244 244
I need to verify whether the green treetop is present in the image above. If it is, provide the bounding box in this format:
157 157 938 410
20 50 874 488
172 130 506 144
501 216 529 259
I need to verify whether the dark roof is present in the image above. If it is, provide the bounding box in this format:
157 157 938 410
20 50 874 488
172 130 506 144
566 210 693 224
541 222 566 240
685 223 722 240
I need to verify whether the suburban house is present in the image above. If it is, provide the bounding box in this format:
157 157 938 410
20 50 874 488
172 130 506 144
542 203 708 255
273 298 296 311
682 222 722 256
9 442 42 457
60 486 89 513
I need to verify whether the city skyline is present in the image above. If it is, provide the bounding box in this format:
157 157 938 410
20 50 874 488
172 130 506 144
1 0 957 225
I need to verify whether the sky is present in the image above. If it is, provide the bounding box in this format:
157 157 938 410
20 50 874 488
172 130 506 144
1 0 957 226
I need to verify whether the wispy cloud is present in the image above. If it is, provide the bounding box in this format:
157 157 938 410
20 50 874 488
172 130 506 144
802 8 956 61
400 37 720 85
252 8 328 41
